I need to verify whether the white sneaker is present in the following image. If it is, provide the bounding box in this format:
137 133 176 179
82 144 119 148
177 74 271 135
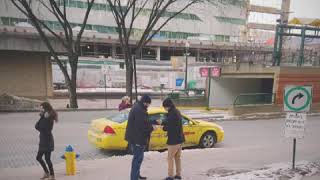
40 173 49 180
47 175 55 180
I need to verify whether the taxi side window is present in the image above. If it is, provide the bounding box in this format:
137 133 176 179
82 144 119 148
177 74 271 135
149 114 160 122
159 113 166 122
149 113 167 124
181 116 189 125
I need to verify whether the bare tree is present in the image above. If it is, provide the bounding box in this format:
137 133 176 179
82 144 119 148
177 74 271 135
10 0 95 108
105 0 244 100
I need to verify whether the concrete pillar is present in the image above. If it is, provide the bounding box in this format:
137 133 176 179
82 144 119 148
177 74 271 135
93 43 98 56
281 0 291 23
197 48 200 61
112 44 116 58
156 47 161 61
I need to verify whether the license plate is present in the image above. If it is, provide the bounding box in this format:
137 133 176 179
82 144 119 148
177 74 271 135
89 135 96 142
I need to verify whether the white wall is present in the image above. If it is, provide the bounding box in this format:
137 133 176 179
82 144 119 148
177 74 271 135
209 78 264 108
1 0 246 39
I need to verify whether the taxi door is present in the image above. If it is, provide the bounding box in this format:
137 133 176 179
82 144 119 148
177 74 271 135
148 113 167 150
182 116 200 146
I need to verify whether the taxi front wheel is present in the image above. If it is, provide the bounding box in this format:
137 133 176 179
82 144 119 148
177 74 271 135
199 132 216 148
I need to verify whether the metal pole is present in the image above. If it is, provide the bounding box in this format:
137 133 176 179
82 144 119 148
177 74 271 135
298 26 306 67
104 74 107 109
292 138 296 169
133 55 138 102
272 24 280 66
185 51 188 91
207 68 211 110
277 25 284 66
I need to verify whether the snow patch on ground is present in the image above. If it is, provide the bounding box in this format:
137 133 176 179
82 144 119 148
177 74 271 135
207 161 320 180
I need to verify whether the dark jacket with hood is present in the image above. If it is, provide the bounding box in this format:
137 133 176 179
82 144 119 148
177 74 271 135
125 102 153 146
163 107 185 145
35 112 54 152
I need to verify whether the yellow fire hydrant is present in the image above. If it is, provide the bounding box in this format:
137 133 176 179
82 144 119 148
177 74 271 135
61 145 80 176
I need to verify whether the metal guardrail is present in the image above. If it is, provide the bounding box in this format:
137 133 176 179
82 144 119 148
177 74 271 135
233 93 275 106
168 89 205 99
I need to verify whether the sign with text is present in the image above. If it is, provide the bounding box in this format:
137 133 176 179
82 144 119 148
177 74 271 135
199 66 221 78
101 65 109 75
199 67 209 77
284 112 306 138
210 66 221 77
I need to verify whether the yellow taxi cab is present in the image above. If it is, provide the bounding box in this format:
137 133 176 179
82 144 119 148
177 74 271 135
88 108 224 151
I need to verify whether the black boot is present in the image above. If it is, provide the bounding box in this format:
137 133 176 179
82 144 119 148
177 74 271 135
139 175 147 179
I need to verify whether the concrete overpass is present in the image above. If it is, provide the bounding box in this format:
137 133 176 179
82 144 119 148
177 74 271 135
0 25 274 99
208 63 320 111
0 26 67 99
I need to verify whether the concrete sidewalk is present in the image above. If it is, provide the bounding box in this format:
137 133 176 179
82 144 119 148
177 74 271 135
1 151 319 180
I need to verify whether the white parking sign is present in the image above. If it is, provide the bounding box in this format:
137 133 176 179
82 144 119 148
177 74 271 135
285 113 306 138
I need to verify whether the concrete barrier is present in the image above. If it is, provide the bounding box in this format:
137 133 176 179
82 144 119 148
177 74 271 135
232 103 320 116
172 97 206 107
0 94 42 112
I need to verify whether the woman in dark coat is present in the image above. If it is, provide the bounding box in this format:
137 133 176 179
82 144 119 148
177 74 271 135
162 98 185 180
35 102 58 180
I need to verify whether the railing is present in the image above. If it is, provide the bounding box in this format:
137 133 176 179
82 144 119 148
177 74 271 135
233 93 275 106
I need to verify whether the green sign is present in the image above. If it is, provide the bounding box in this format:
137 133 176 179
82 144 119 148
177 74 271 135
284 86 312 112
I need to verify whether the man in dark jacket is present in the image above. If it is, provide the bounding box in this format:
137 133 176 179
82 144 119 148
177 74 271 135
162 98 185 180
125 95 154 180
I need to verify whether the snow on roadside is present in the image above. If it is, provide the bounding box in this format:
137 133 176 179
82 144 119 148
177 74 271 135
207 161 320 180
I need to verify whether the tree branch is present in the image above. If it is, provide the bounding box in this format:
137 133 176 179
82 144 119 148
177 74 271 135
144 1 199 45
75 0 95 53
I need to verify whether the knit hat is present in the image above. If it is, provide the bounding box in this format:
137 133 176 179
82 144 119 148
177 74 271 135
140 95 151 104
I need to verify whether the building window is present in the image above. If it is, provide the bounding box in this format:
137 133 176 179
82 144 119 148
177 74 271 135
58 0 201 21
215 16 246 25
0 16 203 40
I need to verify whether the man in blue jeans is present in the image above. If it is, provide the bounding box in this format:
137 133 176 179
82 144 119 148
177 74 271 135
125 95 154 180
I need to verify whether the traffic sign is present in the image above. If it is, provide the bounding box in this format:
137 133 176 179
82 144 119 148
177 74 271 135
199 66 221 77
101 65 109 74
284 112 306 138
284 86 312 112
199 67 209 77
210 66 221 77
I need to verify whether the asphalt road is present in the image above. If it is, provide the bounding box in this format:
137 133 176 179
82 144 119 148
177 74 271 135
0 111 117 168
0 111 319 169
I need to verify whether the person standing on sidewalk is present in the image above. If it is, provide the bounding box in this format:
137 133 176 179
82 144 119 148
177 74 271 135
35 102 58 180
125 95 154 180
162 98 185 180
119 96 132 111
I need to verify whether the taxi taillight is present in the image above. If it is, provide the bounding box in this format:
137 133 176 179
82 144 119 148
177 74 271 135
104 126 116 135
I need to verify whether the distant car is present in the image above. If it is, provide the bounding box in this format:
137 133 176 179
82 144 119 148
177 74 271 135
88 108 224 151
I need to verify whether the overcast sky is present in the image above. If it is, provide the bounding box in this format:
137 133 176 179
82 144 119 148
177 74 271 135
290 0 320 19
249 0 319 24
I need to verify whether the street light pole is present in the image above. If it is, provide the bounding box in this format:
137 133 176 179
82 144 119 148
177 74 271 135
184 42 190 91
133 54 138 102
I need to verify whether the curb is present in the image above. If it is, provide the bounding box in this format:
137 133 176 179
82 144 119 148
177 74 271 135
220 112 320 121
0 107 230 113
0 108 118 113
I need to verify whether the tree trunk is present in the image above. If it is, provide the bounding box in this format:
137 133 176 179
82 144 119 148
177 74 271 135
68 78 78 108
68 56 78 108
125 54 133 102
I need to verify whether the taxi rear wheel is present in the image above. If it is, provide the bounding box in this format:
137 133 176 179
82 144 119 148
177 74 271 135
199 131 216 148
